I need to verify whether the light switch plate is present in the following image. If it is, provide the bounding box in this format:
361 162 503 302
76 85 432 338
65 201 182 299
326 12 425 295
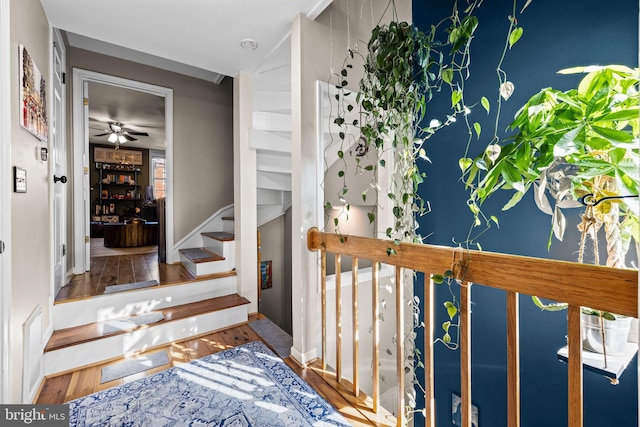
13 167 26 193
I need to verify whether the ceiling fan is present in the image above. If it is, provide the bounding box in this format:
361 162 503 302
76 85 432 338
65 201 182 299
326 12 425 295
95 121 149 148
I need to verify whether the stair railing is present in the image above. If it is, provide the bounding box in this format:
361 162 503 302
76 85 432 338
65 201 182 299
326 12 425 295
306 227 638 427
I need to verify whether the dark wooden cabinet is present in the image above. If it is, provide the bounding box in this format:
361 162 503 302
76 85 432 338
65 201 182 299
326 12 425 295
103 221 158 248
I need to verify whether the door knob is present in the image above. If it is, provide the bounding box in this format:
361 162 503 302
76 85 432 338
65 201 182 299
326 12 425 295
54 175 67 184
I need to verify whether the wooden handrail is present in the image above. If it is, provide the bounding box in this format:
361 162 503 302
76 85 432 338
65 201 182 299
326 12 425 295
306 227 638 427
307 228 637 317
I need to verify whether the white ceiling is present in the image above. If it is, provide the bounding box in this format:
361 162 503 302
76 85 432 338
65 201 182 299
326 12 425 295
39 0 331 150
39 0 331 79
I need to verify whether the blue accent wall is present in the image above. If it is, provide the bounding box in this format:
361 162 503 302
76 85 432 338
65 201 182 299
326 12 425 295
412 1 638 426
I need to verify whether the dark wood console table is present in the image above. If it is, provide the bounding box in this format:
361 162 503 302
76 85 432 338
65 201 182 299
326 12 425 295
103 221 158 248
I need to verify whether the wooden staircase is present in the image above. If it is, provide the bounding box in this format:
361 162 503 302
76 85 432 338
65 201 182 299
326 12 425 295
45 228 250 377
179 231 235 276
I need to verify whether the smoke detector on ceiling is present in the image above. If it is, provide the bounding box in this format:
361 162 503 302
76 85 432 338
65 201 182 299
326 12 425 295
240 39 258 51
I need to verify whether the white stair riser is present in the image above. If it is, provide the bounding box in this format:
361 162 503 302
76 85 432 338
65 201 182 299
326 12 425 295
180 255 234 277
257 171 291 192
253 112 291 132
222 218 234 233
258 188 285 206
202 237 234 259
53 276 237 329
257 151 291 174
250 130 291 153
253 91 291 112
44 305 248 376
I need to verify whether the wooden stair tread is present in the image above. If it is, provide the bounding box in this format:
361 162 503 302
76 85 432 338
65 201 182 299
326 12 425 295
45 294 250 352
179 247 224 263
221 216 234 221
202 231 234 242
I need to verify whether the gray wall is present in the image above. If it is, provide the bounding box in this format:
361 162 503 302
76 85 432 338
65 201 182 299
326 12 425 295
258 214 292 335
67 47 234 244
9 0 51 403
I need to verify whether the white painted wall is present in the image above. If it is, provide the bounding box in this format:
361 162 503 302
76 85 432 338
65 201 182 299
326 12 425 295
324 266 397 393
258 215 291 335
290 0 411 365
0 0 12 403
234 72 258 313
9 0 51 403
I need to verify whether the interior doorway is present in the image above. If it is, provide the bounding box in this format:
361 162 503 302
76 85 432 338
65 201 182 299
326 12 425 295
72 69 175 273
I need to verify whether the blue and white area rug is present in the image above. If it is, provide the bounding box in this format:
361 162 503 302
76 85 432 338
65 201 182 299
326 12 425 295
68 341 350 426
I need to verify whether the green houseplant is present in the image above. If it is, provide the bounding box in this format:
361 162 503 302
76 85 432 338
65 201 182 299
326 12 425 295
461 64 639 355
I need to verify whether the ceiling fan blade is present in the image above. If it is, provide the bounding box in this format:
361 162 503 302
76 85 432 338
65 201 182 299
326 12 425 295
94 133 110 137
123 130 149 136
124 134 137 142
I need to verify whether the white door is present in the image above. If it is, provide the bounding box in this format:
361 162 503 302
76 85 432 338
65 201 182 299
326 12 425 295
52 30 66 295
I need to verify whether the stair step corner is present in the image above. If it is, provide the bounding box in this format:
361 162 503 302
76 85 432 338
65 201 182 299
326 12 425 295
179 247 224 263
201 231 235 242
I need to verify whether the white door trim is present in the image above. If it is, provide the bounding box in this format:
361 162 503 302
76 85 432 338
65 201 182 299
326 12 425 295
50 27 66 333
0 0 12 403
72 69 175 272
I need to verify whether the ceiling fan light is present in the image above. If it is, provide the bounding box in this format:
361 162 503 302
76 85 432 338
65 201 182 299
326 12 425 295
118 135 127 144
107 133 118 143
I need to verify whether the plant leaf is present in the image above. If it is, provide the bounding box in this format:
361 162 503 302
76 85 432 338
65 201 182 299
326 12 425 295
473 122 482 139
459 157 472 172
500 81 515 100
553 126 583 156
442 68 453 85
502 190 525 211
533 182 553 215
432 274 444 284
531 295 568 311
552 206 566 241
481 96 490 114
521 0 533 13
508 27 524 49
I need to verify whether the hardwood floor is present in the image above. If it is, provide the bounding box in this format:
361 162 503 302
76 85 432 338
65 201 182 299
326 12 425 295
49 242 395 425
36 314 391 426
55 251 232 303
45 294 251 352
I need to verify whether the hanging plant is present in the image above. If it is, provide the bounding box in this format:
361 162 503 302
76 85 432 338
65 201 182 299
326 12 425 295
326 3 481 246
460 65 639 360
323 1 531 421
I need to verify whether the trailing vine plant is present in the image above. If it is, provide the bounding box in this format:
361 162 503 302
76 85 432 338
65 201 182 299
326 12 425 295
431 0 530 351
326 2 481 246
322 0 530 422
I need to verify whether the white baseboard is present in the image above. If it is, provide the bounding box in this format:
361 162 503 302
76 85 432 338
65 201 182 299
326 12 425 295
290 345 317 366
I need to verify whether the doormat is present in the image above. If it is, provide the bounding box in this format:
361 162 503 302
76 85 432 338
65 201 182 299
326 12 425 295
100 350 169 384
248 317 292 358
103 279 159 294
101 312 165 335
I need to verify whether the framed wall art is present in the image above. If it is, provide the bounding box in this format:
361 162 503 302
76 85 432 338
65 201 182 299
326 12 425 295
94 147 143 165
260 260 272 290
19 45 48 142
